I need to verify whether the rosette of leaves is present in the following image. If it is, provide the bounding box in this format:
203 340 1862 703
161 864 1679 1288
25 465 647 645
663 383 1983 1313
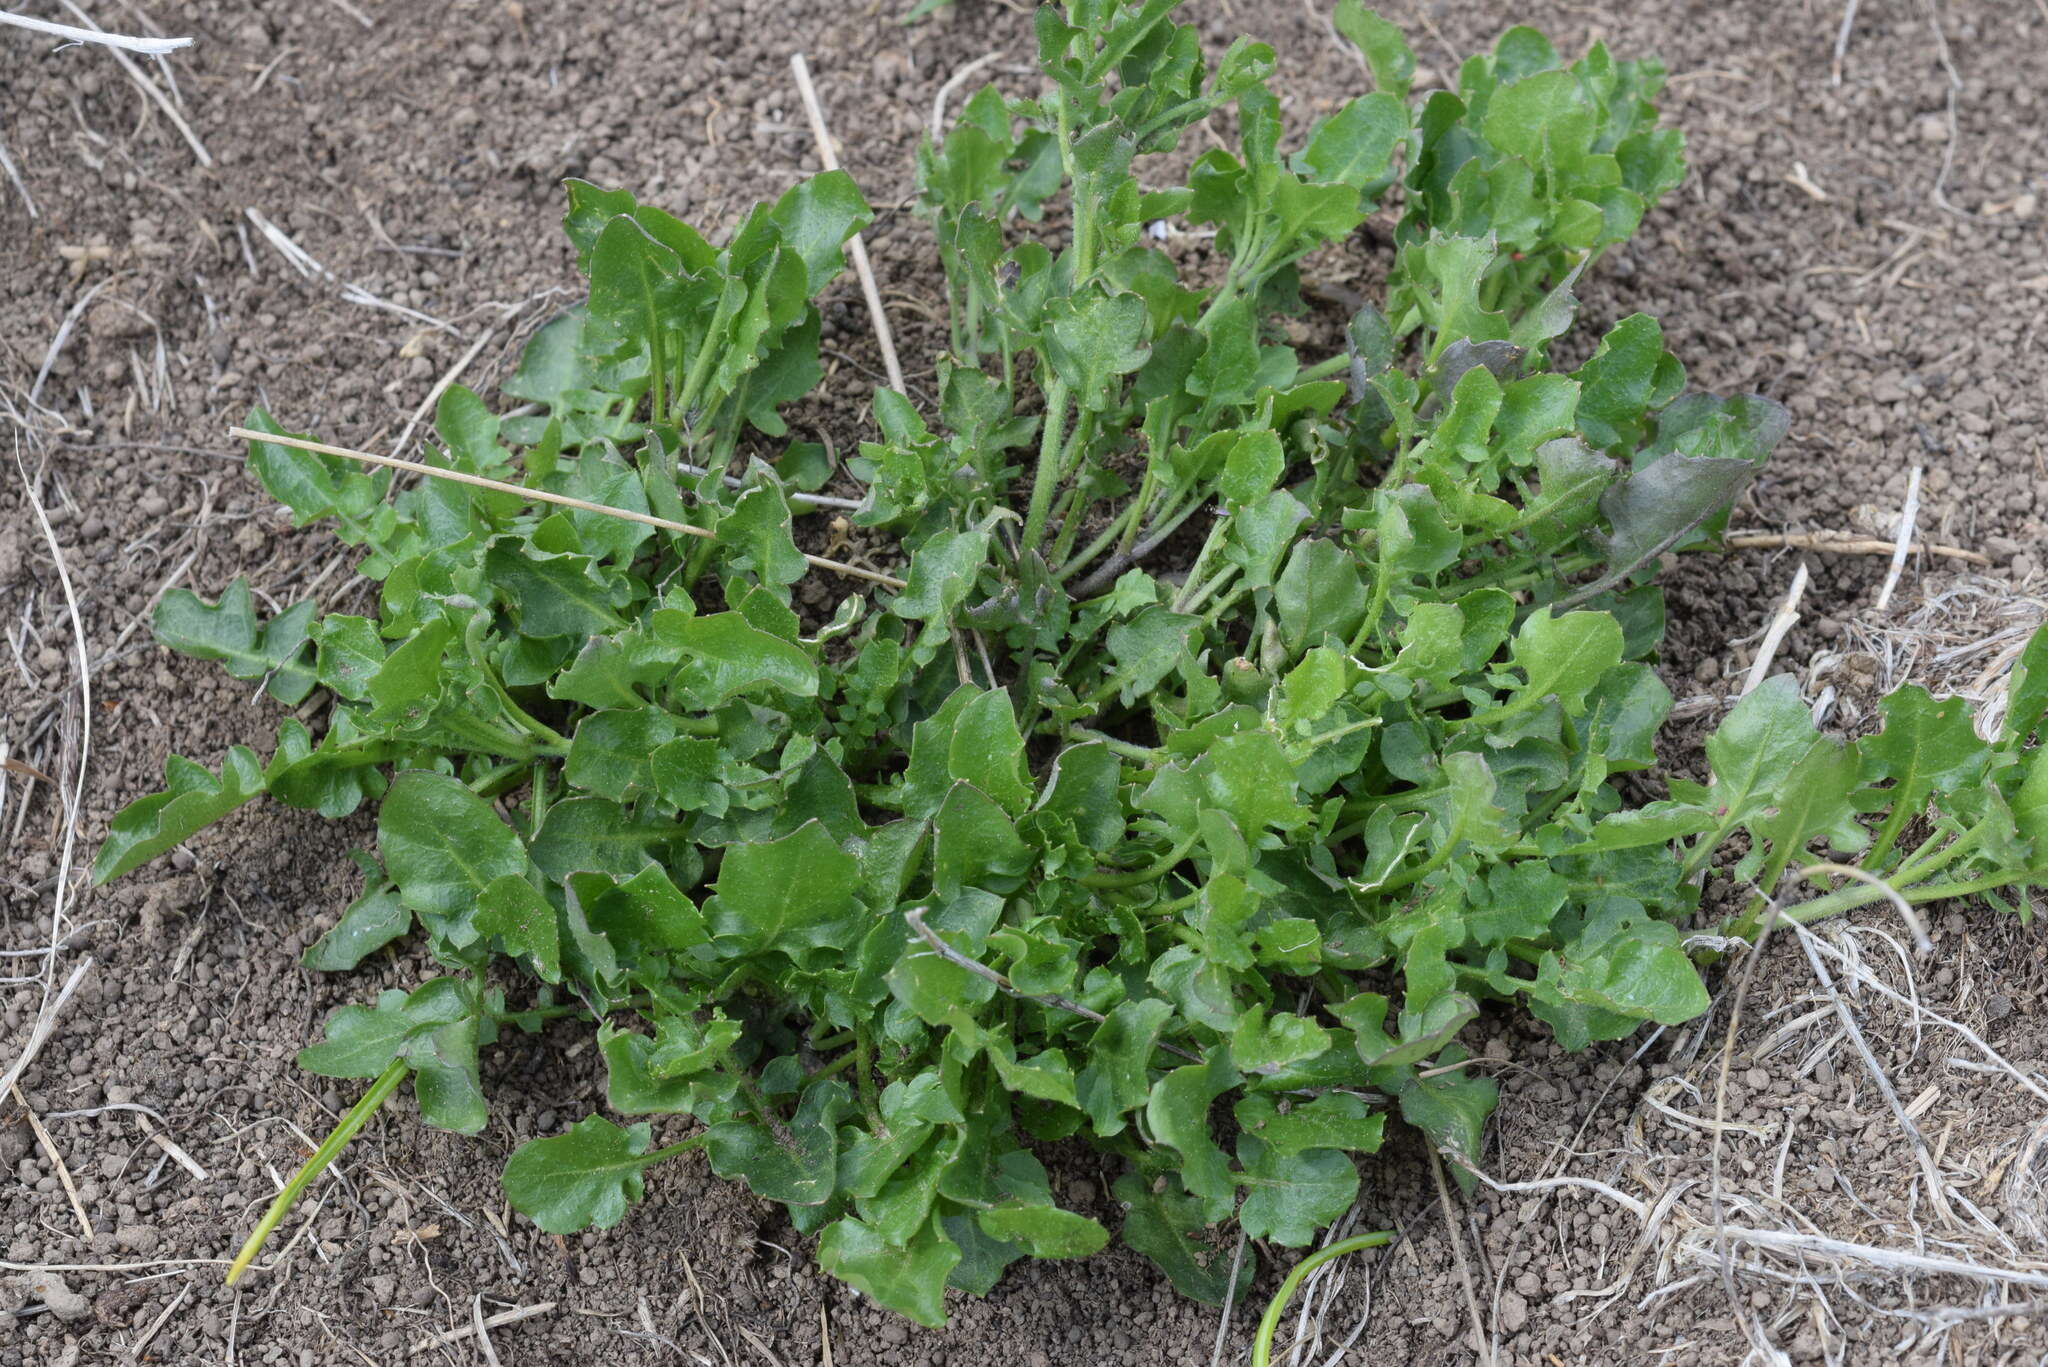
97 0 2048 1327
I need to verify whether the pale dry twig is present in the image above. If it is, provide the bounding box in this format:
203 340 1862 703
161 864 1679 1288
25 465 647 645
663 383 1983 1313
408 1302 554 1354
53 1 210 165
225 426 907 589
0 7 190 54
1742 561 1808 696
1874 465 1923 612
790 53 905 395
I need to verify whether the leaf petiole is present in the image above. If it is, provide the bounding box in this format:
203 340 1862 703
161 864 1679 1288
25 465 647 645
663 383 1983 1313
1079 828 1202 890
852 1025 883 1133
226 1058 409 1285
1346 540 1394 656
1066 727 1160 764
1185 566 1245 622
1252 1232 1393 1367
1861 798 1920 873
1893 823 1984 886
1295 351 1355 386
1022 375 1072 558
464 761 526 799
807 1050 861 1083
1289 715 1383 755
461 616 571 752
1723 851 2030 943
1168 515 1234 615
1143 886 1202 918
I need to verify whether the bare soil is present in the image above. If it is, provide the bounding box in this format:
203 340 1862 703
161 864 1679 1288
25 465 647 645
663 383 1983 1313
3 1 2046 1364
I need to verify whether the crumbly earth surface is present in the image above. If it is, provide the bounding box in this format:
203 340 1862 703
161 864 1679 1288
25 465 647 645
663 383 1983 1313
2 1 2045 1363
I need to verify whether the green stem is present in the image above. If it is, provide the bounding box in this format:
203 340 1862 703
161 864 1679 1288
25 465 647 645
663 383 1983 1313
647 325 668 433
1197 577 1255 627
1022 377 1071 558
1066 490 1204 592
1069 727 1162 764
675 297 735 424
1292 715 1382 753
1862 796 1920 872
1059 499 1142 581
1169 515 1234 613
808 1051 861 1082
1478 266 1507 319
1895 822 1984 885
1296 352 1354 386
1078 673 1128 718
1079 829 1201 890
1337 784 1442 821
1144 886 1202 917
1044 407 1109 570
498 701 569 753
1892 825 1956 881
493 997 627 1026
464 617 571 751
711 381 750 469
1900 872 2036 904
1119 464 1159 557
1371 835 1458 895
1347 552 1393 656
528 762 551 838
1180 564 1242 620
1465 551 1601 596
1797 870 2024 925
1142 492 1202 545
942 270 964 358
1680 817 1740 880
1739 822 1828 925
441 712 547 763
1252 1233 1394 1367
1443 692 1541 736
853 1026 884 1133
1721 852 2023 942
1059 408 1099 482
1130 94 1217 146
226 1059 409 1285
1196 219 1268 332
1048 474 1096 572
1056 82 1098 286
680 527 720 590
466 761 527 799
1021 80 1095 558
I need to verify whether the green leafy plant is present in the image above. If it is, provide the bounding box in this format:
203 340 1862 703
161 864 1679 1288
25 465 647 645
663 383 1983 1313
97 1 2047 1325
